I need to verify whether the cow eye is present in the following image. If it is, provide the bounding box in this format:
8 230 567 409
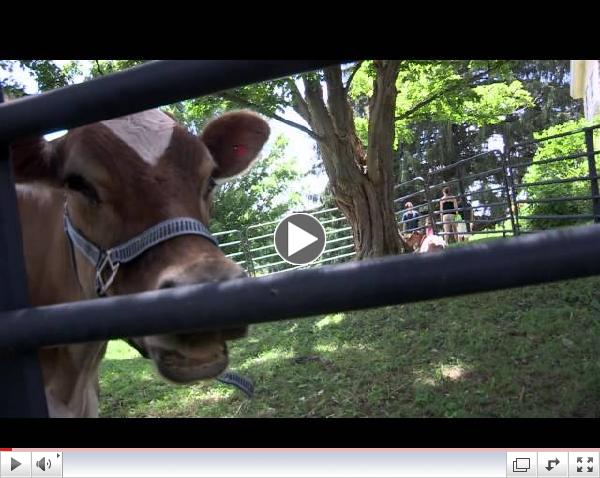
65 174 101 204
207 177 217 193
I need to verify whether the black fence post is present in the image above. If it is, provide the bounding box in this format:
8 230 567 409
504 118 521 236
0 90 49 417
456 163 471 233
505 146 521 236
585 128 600 223
500 151 518 237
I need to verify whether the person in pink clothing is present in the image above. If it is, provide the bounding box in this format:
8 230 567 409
425 215 434 236
419 215 447 253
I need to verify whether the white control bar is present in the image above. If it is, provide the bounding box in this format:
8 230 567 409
1 450 597 478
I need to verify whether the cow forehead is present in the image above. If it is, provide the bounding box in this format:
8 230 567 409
101 109 177 166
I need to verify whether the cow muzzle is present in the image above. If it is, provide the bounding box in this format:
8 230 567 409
145 332 229 383
128 262 249 383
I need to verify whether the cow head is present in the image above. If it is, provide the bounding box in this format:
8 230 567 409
10 109 270 383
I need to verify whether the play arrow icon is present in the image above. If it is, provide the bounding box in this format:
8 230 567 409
274 213 327 265
10 458 21 471
287 221 318 257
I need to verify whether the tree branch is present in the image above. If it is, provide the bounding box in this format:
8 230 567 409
285 78 312 124
220 91 321 140
325 65 354 132
394 61 508 122
302 73 337 141
344 61 364 91
94 60 105 76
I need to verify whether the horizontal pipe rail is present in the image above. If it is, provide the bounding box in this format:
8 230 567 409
396 201 430 213
1 224 599 352
461 167 505 182
394 189 427 203
469 201 507 210
320 244 355 255
518 214 595 221
509 124 600 149
320 216 347 226
0 60 345 142
394 177 426 189
517 175 597 189
439 229 513 236
508 150 599 171
218 240 242 248
247 232 274 242
435 216 509 225
249 244 276 254
326 235 354 245
426 150 502 176
517 195 600 204
212 229 241 237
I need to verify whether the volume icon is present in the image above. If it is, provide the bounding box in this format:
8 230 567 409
35 457 51 471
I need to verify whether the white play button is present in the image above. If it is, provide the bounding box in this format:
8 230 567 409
287 221 319 256
274 213 327 265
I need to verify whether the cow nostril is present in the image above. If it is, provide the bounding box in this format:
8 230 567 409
159 279 178 290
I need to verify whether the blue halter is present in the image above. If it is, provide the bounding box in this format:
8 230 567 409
64 210 218 297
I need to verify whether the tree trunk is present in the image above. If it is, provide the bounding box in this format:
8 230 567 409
337 177 402 259
296 63 403 259
319 139 402 259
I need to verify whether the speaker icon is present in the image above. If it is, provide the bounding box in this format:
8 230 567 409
35 457 51 471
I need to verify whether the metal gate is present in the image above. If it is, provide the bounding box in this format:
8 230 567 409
218 124 600 277
506 124 600 234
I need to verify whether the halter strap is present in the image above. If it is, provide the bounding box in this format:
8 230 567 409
64 211 218 297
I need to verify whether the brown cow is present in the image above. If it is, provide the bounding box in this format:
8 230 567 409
10 107 270 417
399 231 425 252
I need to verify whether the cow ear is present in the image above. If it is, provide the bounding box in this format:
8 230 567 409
200 111 270 180
9 135 64 187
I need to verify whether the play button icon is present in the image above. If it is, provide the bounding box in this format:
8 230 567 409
274 213 326 265
287 221 319 256
1 452 31 476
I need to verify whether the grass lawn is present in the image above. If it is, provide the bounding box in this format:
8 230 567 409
99 272 600 417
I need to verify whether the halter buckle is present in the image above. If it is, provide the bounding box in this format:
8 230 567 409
95 253 120 296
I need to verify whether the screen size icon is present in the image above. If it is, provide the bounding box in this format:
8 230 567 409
514 459 531 473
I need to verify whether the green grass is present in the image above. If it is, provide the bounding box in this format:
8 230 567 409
99 275 600 418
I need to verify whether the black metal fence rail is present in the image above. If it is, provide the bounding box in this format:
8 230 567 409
393 126 600 242
394 150 515 238
0 61 344 142
1 223 600 352
507 124 600 235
